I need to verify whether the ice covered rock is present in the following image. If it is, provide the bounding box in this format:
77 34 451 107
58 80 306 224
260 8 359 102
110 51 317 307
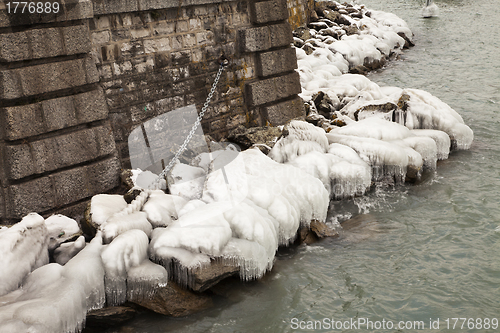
44 214 82 251
53 235 86 265
228 125 282 150
101 211 152 244
167 162 206 201
0 213 49 297
141 190 188 228
269 120 329 163
0 234 105 333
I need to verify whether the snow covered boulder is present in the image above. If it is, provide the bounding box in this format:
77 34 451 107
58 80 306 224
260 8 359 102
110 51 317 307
0 213 49 297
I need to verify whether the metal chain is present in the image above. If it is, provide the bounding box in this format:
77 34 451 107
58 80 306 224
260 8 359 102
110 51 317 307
149 62 227 190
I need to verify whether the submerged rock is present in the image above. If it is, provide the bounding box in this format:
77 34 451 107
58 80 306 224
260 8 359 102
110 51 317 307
85 306 137 329
298 220 340 245
130 281 212 317
188 260 240 292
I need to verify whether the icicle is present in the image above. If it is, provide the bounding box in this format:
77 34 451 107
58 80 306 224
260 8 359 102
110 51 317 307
126 260 168 302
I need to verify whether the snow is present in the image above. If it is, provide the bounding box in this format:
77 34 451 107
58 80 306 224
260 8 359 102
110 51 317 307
53 235 86 265
44 214 81 251
167 162 206 200
142 190 188 228
0 213 49 297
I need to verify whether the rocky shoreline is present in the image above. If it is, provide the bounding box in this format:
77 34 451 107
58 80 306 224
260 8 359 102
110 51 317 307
0 2 474 332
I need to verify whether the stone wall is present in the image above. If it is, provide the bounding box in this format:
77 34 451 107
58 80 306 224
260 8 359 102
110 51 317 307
0 0 304 224
287 0 314 29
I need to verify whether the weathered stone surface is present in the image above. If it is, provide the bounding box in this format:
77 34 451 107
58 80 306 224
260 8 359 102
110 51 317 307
298 226 318 245
2 89 108 141
85 156 121 194
6 177 55 219
228 125 283 150
63 24 92 54
0 32 30 62
246 72 301 106
131 281 212 317
256 48 297 77
85 306 137 328
263 96 305 126
0 58 98 99
239 22 292 53
4 144 35 180
121 169 135 190
189 261 240 292
251 0 288 24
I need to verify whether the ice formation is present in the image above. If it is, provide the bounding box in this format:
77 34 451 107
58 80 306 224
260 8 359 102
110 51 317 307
150 148 329 284
422 0 439 18
101 229 167 306
53 235 86 265
0 234 105 333
0 213 49 297
141 190 188 228
167 162 206 200
44 214 81 251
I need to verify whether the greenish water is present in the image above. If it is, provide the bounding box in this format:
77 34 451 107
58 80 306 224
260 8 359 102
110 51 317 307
115 1 500 331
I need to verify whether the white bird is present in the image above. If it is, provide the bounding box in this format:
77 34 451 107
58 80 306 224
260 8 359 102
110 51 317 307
422 0 439 18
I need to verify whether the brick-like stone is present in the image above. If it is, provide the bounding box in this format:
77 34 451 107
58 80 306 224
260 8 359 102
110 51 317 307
0 186 5 222
53 167 91 206
6 177 55 219
63 24 92 54
1 58 98 99
270 22 293 48
0 32 30 62
245 72 301 106
251 0 288 24
263 96 305 126
239 22 292 53
2 104 45 140
74 88 109 123
92 30 111 45
93 0 139 15
275 71 301 100
64 0 94 21
30 126 116 174
138 0 168 10
30 28 64 59
85 156 121 194
144 37 171 54
42 96 78 132
5 144 35 180
256 47 297 77
239 26 271 53
0 70 23 100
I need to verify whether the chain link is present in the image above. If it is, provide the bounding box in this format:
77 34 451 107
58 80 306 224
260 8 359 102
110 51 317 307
149 63 226 190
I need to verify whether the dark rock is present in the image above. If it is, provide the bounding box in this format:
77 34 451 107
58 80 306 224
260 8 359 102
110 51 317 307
397 92 410 111
312 91 334 117
365 11 372 17
228 125 282 150
302 43 315 55
351 11 363 19
349 65 368 75
353 101 397 121
293 38 304 48
120 169 135 190
80 201 97 238
293 26 311 42
363 56 386 71
85 306 137 328
345 7 358 14
310 220 339 238
124 188 142 204
308 21 329 30
189 260 240 292
397 32 415 48
309 9 319 22
298 226 318 245
131 281 212 317
344 25 359 35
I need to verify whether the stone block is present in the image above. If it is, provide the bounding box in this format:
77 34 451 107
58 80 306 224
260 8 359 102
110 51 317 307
130 28 151 39
30 126 115 174
256 47 297 77
138 0 167 10
0 32 30 62
52 167 90 206
1 58 96 99
239 26 271 53
42 96 78 132
63 0 94 21
6 177 55 219
275 71 301 100
250 0 288 24
0 187 5 222
263 96 305 126
5 144 35 180
0 69 23 100
93 0 139 15
85 156 121 194
269 22 293 48
62 24 91 54
2 104 45 140
74 88 109 123
92 30 111 44
144 37 171 54
30 28 64 59
245 72 301 106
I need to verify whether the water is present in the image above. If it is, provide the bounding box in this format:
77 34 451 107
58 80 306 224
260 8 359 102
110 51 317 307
111 1 500 331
